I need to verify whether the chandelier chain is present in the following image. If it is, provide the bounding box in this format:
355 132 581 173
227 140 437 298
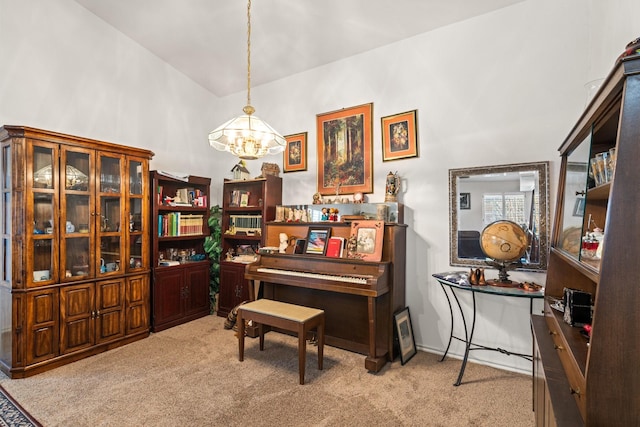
246 0 252 108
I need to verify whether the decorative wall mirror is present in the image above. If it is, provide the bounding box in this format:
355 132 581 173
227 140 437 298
449 161 550 272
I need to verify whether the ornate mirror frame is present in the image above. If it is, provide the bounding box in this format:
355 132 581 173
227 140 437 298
449 161 550 272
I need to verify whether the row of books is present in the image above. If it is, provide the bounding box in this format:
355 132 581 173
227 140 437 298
158 213 204 237
229 214 262 233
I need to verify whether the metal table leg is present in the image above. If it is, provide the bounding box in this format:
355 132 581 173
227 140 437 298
453 290 476 386
438 283 454 362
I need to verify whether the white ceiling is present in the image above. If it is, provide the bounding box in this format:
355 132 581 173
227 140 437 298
73 0 523 97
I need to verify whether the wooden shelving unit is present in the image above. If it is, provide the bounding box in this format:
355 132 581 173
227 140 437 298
149 171 211 332
532 55 640 426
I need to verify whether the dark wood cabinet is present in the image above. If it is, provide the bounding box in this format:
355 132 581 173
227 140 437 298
219 261 250 315
0 125 153 378
152 262 210 331
218 175 282 317
149 171 211 331
532 55 640 425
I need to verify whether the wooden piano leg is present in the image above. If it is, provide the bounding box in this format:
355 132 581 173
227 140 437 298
364 296 388 372
250 279 262 301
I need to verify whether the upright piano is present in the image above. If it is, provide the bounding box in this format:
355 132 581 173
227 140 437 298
245 223 406 372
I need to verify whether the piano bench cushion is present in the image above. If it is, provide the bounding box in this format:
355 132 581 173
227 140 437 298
239 299 324 323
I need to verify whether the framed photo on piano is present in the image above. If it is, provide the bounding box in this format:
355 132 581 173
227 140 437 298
305 227 331 255
349 220 384 262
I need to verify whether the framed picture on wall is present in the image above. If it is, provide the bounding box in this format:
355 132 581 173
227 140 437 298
459 192 470 210
283 132 307 172
381 110 419 161
316 103 373 195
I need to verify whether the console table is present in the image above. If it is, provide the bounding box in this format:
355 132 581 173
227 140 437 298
432 271 544 386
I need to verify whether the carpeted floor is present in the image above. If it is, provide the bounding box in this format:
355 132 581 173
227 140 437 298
0 315 534 426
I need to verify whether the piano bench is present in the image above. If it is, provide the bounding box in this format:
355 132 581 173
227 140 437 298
237 299 325 385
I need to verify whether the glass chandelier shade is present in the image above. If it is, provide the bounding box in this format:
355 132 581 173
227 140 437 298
209 105 285 161
208 0 285 161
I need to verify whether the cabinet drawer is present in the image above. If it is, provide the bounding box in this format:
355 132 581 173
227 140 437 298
544 307 586 419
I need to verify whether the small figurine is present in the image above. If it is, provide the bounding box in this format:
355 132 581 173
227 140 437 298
321 208 329 221
312 192 322 204
385 171 401 202
279 233 289 253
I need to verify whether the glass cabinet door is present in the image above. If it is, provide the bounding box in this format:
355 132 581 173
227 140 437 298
97 154 124 276
2 145 11 282
29 143 59 286
127 158 148 271
60 147 94 280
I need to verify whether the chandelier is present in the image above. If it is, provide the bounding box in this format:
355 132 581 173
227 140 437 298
208 0 285 160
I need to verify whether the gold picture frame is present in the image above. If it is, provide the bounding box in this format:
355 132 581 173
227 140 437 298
316 103 373 195
283 132 307 172
381 110 418 161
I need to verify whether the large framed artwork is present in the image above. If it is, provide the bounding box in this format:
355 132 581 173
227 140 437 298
381 109 418 161
316 103 373 196
283 132 307 172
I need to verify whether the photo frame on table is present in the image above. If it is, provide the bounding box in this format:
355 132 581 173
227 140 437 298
394 307 417 365
283 132 307 172
459 192 470 210
348 220 384 262
316 103 373 196
304 227 332 255
381 109 419 161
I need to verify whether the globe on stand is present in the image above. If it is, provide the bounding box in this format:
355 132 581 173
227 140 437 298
480 220 529 286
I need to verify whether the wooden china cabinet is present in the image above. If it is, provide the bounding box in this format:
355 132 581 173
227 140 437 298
532 55 640 425
0 126 153 378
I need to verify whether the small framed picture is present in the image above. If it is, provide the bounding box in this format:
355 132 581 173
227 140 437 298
294 239 306 254
381 109 419 161
348 220 384 262
240 191 250 207
305 228 332 255
284 132 307 172
573 197 585 217
394 307 417 365
459 192 470 210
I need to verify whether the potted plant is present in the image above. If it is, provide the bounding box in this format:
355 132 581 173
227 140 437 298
203 205 222 313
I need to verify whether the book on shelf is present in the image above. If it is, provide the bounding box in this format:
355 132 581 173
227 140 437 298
325 236 345 258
